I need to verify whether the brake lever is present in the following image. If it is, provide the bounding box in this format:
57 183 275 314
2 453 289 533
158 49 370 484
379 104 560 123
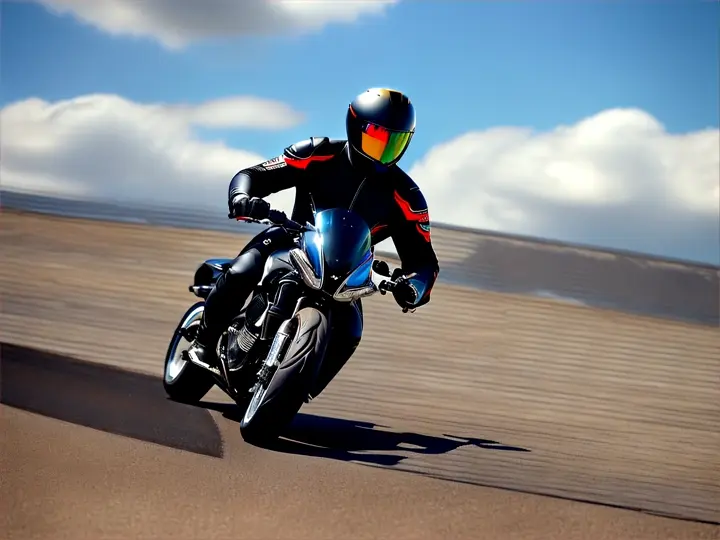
228 210 289 227
376 279 392 295
228 212 252 222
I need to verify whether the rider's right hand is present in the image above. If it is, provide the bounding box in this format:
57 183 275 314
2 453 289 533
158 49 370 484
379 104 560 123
230 194 270 220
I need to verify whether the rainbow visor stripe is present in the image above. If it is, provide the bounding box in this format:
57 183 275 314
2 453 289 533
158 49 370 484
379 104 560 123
360 123 413 165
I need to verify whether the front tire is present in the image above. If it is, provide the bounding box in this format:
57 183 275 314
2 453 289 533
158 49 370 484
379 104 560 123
163 302 215 403
239 307 329 445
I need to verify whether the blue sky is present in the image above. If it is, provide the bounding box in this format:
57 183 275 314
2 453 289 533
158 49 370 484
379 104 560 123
1 1 718 264
3 1 717 164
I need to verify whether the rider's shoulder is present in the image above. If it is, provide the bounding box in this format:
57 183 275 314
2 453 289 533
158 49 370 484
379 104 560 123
389 166 429 211
282 137 345 168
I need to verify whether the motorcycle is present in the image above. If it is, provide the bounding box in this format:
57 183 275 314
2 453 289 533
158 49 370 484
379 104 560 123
162 207 408 444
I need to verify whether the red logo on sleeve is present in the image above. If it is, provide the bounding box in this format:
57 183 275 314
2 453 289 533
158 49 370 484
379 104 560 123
284 154 334 170
394 190 431 242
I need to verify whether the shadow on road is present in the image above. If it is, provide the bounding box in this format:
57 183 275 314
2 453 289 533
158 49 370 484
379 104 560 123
198 400 530 467
1 341 529 467
1 342 223 458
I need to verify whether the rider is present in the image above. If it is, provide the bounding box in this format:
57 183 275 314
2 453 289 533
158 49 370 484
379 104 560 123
184 87 440 397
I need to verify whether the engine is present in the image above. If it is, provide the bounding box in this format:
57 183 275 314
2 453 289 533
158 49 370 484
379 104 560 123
225 294 266 371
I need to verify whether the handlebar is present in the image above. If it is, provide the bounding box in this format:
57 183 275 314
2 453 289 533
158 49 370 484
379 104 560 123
228 208 305 232
229 209 415 312
373 260 416 303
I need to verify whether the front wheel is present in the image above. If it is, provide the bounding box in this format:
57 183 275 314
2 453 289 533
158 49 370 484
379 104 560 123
239 307 329 445
163 302 215 403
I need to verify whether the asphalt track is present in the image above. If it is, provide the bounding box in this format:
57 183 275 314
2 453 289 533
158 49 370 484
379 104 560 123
2 211 719 539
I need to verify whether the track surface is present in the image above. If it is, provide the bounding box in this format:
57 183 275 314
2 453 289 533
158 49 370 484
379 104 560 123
2 211 719 539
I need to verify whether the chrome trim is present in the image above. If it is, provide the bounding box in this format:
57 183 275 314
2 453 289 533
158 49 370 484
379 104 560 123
289 248 322 289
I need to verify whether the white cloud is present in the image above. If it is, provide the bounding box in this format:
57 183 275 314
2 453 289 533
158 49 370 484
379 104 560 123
410 109 720 264
174 96 304 130
1 95 718 264
0 93 299 212
22 0 398 49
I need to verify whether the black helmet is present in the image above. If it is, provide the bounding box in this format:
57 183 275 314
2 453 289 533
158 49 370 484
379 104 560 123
346 88 416 171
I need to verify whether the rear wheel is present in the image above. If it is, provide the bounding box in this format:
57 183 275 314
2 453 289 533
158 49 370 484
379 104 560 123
163 302 215 403
239 307 329 445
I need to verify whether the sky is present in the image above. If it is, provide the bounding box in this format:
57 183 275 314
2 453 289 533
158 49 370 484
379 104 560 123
1 0 719 264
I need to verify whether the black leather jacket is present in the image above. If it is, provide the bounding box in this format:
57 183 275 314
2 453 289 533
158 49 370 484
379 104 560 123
229 137 440 308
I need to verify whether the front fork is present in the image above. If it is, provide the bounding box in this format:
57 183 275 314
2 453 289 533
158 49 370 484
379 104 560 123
256 317 298 387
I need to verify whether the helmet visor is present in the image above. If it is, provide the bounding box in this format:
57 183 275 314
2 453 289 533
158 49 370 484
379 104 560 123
360 122 413 165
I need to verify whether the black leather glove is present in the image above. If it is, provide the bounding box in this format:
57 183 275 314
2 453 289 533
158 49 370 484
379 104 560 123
230 194 270 220
391 271 419 311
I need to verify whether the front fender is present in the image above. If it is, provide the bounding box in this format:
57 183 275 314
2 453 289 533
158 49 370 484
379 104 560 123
262 307 331 408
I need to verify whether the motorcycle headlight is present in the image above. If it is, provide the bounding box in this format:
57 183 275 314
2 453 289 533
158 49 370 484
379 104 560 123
289 248 322 289
332 255 376 302
333 283 377 302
